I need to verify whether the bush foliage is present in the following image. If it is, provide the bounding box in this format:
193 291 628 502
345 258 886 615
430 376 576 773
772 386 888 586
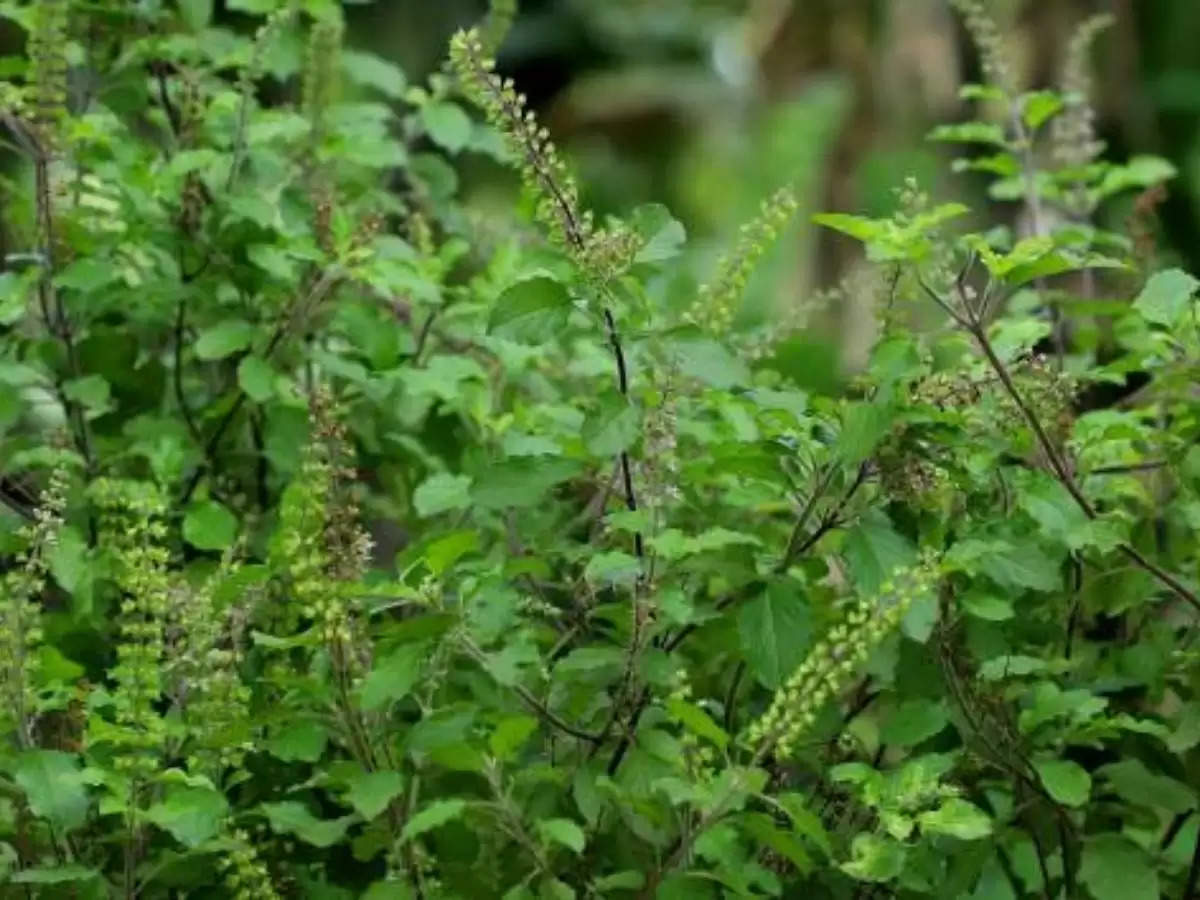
1 1 1198 897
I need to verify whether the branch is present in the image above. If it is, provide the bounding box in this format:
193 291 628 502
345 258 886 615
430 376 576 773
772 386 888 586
460 637 602 743
942 280 1200 614
178 269 342 505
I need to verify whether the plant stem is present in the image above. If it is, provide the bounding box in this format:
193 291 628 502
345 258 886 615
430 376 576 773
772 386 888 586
967 317 1200 612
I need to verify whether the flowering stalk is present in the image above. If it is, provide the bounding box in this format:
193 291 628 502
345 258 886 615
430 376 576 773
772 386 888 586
0 464 68 749
687 185 799 334
746 555 940 759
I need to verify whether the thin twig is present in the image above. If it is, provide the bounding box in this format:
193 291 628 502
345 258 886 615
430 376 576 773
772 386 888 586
460 637 602 743
949 280 1200 613
178 269 342 505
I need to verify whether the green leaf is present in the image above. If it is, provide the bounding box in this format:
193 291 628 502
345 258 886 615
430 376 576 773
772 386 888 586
182 500 238 551
1133 268 1199 327
266 721 328 763
490 715 538 761
582 391 639 457
489 277 572 343
1097 759 1196 813
630 203 686 263
54 258 118 292
1034 758 1090 807
537 818 585 854
145 787 228 848
400 799 467 844
195 319 255 360
880 698 949 746
1021 91 1063 130
842 833 906 882
738 582 812 688
582 551 641 585
13 750 89 831
344 770 405 820
11 864 100 884
341 51 406 98
237 355 276 402
948 538 1060 592
360 643 426 711
422 101 471 153
178 0 213 29
843 510 916 595
413 472 473 517
1079 834 1159 900
811 212 884 242
666 698 729 750
918 799 992 840
927 122 1008 146
838 402 893 465
423 530 480 576
740 813 812 874
670 336 750 389
261 802 354 848
64 374 110 412
471 457 582 510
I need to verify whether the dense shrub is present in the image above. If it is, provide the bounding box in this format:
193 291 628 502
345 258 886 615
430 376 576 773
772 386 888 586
1 1 1198 897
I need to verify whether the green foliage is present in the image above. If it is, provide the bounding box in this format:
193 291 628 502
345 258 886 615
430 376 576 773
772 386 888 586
0 1 1198 898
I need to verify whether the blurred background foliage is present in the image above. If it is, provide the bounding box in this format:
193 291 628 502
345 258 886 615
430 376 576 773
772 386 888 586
336 0 1200 375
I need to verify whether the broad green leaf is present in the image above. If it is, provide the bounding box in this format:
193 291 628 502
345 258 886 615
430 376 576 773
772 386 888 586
490 715 538 761
422 101 471 153
182 500 238 551
413 472 472 517
741 812 812 874
424 530 480 576
842 833 906 882
1021 91 1063 130
631 203 686 263
1094 154 1177 201
360 643 426 711
880 698 948 746
195 319 255 360
838 402 893 465
1133 268 1198 327
581 391 639 457
670 336 750 388
178 0 212 29
13 750 89 831
266 721 328 763
843 510 915 595
1034 758 1090 807
344 770 405 820
666 698 729 750
400 799 467 843
918 799 992 840
811 212 884 242
261 802 354 848
1079 834 1158 900
537 818 585 854
472 457 582 510
145 787 228 848
237 355 276 402
778 794 833 857
1096 759 1195 813
583 551 640 585
489 277 572 343
341 51 406 98
54 258 118 292
64 374 110 412
738 582 812 688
